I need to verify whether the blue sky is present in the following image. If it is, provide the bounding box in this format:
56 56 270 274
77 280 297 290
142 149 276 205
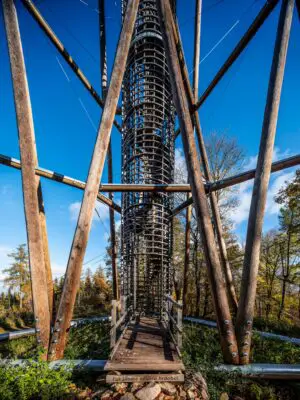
0 0 299 287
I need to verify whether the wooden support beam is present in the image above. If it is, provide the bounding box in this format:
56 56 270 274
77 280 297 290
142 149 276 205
182 194 192 315
3 0 51 354
0 155 122 214
21 0 123 126
48 0 139 360
194 0 279 110
157 0 239 365
172 13 238 312
208 154 300 192
193 0 202 103
98 183 191 192
236 0 294 365
171 154 300 216
99 0 119 300
2 152 297 199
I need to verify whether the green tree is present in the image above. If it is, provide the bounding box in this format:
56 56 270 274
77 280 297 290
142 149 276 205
275 170 300 320
3 244 31 310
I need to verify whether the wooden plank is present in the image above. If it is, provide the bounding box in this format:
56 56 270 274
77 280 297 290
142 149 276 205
106 317 184 372
106 373 184 383
48 0 140 360
2 0 50 355
105 362 184 372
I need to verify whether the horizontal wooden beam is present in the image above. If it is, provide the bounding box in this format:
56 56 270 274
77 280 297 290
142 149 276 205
2 153 298 200
98 183 191 192
194 0 279 111
0 154 121 214
171 154 300 216
21 0 122 128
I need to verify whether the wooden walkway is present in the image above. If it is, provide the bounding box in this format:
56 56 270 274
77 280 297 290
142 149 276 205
105 316 184 372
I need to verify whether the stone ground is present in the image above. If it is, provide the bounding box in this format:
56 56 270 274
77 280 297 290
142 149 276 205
93 372 209 400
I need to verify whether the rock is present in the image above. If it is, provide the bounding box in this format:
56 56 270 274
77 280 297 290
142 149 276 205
135 382 161 400
219 393 229 400
120 393 136 400
179 387 187 399
184 383 196 392
101 390 113 400
131 382 143 393
77 388 93 398
192 373 208 400
121 394 136 400
187 389 196 400
113 383 128 394
159 382 177 396
157 394 165 400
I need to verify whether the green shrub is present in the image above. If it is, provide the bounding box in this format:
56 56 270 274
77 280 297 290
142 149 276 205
64 321 110 359
254 317 300 338
0 361 72 400
0 336 38 360
252 333 300 364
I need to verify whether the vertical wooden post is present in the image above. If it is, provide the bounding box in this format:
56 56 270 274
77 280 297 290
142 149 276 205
177 300 183 350
157 0 239 364
133 256 137 313
172 14 238 313
48 0 139 360
99 0 119 300
236 0 294 365
120 295 125 317
111 300 117 348
3 0 51 353
182 193 191 315
37 188 54 320
193 0 202 102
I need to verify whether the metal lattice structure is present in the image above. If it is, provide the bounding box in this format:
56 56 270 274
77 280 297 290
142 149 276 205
121 0 176 315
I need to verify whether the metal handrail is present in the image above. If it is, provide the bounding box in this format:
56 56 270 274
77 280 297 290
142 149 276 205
165 294 183 309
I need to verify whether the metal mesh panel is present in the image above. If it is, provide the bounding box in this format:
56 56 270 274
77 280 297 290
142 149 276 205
121 0 175 315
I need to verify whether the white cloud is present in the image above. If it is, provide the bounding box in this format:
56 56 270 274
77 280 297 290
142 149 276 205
115 219 121 231
174 148 187 183
51 262 66 279
265 171 294 215
243 147 291 170
228 166 295 227
229 180 253 225
69 201 110 223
